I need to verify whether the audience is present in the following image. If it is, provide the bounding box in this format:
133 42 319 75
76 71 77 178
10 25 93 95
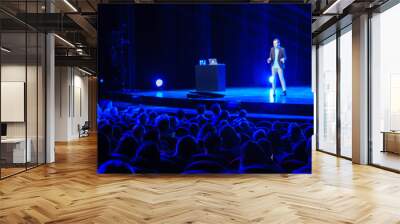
97 101 312 174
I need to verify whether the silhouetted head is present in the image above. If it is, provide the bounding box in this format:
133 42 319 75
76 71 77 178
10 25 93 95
196 104 206 115
253 129 267 141
98 160 135 174
175 135 198 159
189 123 199 137
137 112 148 126
288 123 304 140
176 109 185 120
210 103 221 117
148 111 158 124
219 110 230 121
156 114 170 133
238 109 247 118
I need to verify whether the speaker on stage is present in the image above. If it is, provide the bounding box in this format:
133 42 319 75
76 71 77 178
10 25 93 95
195 63 226 91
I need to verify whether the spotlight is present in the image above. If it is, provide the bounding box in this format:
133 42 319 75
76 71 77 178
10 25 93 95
268 76 274 84
155 78 163 88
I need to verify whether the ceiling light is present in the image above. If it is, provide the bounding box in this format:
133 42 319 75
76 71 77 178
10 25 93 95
63 0 78 12
322 0 343 15
78 67 93 76
54 34 75 48
1 47 11 53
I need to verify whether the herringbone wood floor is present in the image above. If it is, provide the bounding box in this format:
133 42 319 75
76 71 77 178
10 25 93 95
1 135 400 224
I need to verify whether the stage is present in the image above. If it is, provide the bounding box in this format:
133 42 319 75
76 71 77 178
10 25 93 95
106 87 314 117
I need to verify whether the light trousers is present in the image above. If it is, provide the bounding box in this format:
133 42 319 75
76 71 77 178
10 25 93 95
271 66 286 91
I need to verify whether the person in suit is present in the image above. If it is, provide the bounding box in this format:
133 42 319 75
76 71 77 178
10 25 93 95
267 38 287 96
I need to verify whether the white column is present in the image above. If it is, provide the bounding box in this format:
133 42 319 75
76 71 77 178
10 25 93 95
352 14 369 164
46 0 55 163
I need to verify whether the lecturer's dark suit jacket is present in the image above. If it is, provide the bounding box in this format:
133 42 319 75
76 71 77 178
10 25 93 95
269 47 287 69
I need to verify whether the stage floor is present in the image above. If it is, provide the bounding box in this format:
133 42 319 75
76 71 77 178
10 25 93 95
109 87 314 116
132 87 313 105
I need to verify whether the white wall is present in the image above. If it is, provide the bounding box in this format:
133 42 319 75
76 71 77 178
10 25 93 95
55 67 89 141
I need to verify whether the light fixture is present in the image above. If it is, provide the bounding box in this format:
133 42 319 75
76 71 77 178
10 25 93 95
63 0 78 12
1 47 11 53
322 0 349 15
155 79 164 88
78 67 93 76
54 34 75 48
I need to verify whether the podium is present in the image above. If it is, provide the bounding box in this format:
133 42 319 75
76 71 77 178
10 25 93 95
195 64 226 91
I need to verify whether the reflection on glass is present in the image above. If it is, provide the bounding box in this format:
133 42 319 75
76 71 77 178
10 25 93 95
318 37 337 154
340 30 352 158
1 31 28 177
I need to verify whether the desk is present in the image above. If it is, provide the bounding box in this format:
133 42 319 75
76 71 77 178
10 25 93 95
382 131 400 154
195 64 226 91
1 138 31 163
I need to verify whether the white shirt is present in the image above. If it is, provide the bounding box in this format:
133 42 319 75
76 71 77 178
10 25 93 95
273 47 280 69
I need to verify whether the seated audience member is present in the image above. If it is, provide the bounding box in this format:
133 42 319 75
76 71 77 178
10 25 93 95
155 114 171 136
137 112 149 126
239 141 282 173
284 123 305 142
142 128 160 143
197 123 217 142
133 142 161 173
189 123 199 137
210 103 222 118
256 138 273 162
173 135 198 161
219 125 241 159
175 127 190 138
216 110 230 125
148 111 158 126
176 109 186 122
113 133 139 160
132 125 145 142
203 132 221 155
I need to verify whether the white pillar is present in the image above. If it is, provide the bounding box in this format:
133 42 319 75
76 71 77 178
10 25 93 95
352 14 369 164
46 0 55 163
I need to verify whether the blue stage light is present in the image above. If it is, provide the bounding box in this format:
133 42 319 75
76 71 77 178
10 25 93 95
268 76 274 84
100 79 104 83
155 78 163 88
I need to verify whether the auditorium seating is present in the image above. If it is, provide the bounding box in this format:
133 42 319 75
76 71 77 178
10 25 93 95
97 101 312 174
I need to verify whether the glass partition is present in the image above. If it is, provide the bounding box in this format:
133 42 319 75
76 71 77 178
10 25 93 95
317 35 337 154
339 28 352 158
370 3 400 171
0 1 46 179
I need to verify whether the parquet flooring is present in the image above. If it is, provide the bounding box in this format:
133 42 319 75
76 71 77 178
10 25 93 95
1 135 400 224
